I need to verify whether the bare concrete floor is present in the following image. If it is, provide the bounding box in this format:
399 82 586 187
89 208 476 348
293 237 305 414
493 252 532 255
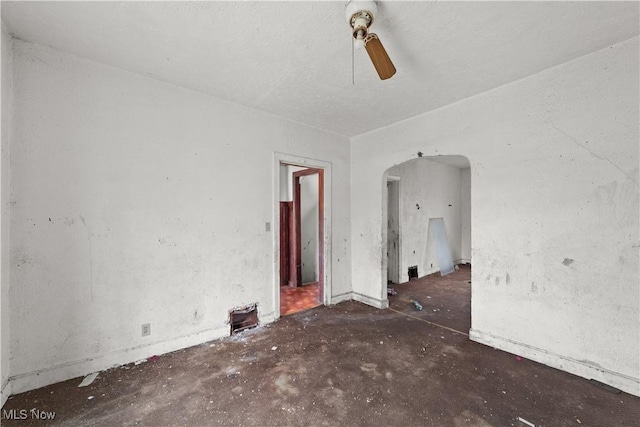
2 266 639 426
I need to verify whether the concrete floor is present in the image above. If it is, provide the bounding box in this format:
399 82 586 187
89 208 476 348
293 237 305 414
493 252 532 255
2 265 639 426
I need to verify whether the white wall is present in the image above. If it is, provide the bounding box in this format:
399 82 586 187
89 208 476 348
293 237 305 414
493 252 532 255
299 173 319 284
460 167 471 263
0 20 13 408
8 40 351 394
387 158 463 281
351 37 639 395
386 179 400 284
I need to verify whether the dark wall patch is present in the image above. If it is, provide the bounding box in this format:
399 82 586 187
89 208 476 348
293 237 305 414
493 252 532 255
408 265 418 280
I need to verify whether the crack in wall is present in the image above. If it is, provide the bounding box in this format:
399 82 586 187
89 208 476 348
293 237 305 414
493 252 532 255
552 125 639 188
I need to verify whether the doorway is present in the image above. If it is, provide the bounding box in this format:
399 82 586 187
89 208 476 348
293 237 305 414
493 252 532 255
278 165 324 316
382 156 472 333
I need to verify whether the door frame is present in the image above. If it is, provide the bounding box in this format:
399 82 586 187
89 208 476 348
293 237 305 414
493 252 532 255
273 153 332 319
279 201 293 287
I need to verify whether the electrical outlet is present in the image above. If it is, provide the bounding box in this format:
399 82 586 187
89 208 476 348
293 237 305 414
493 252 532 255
141 323 151 337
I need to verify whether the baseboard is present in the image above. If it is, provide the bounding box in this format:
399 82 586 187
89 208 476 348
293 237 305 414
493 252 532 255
9 324 231 395
420 267 439 278
331 292 352 305
470 329 640 397
1 378 10 408
260 311 277 324
352 292 389 309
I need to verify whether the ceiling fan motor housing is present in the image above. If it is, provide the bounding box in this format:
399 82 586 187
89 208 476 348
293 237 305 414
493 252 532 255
346 1 377 40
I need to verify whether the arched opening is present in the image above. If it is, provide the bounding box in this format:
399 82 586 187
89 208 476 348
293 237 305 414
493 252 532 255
382 155 472 334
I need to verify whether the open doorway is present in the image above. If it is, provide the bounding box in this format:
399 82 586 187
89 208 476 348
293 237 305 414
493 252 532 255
278 164 324 316
383 156 472 334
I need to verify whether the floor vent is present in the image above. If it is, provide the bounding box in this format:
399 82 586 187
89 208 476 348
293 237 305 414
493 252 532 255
408 265 419 280
230 303 258 335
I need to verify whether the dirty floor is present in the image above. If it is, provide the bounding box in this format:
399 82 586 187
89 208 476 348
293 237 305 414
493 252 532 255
2 265 639 426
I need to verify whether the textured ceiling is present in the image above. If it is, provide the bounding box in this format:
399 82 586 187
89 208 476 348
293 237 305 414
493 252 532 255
2 1 638 137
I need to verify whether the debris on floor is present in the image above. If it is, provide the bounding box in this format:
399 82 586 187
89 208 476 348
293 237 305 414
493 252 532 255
387 287 397 296
147 355 160 362
411 300 423 311
271 346 277 351
2 265 636 427
517 416 535 426
515 356 522 361
78 372 98 387
134 359 147 365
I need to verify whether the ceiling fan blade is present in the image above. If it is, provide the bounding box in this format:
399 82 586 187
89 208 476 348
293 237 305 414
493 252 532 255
364 33 396 80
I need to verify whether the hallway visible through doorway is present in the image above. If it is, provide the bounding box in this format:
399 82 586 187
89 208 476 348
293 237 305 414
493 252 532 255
278 163 324 316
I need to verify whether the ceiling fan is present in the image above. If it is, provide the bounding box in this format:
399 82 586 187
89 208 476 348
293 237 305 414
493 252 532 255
346 0 396 80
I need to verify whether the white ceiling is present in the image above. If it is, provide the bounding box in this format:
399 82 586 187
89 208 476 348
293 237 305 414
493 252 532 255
2 1 638 137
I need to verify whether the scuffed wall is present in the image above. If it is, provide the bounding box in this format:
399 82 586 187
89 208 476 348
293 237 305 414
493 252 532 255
9 40 351 394
1 20 13 407
386 179 400 284
351 38 639 395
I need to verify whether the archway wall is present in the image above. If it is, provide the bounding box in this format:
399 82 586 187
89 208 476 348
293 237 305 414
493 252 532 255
350 38 639 395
